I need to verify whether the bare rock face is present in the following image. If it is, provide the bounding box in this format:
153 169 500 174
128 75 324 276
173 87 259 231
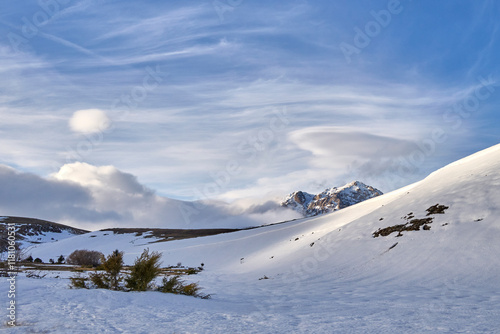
281 181 383 217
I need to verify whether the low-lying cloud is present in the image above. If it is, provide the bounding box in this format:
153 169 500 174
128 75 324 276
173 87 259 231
0 164 121 226
0 162 300 231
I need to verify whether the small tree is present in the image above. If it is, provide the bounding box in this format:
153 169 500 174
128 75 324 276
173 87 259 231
100 250 124 290
125 248 162 291
57 255 65 264
34 258 43 263
87 250 124 290
24 256 33 263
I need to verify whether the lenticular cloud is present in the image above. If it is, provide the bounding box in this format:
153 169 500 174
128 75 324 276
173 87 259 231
69 109 110 134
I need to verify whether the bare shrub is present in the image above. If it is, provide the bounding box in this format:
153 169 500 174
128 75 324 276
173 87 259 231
66 249 103 267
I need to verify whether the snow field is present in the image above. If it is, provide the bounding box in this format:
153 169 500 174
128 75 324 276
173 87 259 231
4 143 500 333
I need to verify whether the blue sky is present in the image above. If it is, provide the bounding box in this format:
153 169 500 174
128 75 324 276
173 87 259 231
1 0 499 228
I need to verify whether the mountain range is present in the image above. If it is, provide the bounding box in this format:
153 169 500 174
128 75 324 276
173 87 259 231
1 181 383 251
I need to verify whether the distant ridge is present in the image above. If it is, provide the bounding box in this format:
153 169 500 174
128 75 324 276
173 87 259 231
0 216 89 252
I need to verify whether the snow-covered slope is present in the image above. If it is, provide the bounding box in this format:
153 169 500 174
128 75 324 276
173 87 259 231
16 143 500 333
281 181 382 217
0 217 88 253
31 143 500 276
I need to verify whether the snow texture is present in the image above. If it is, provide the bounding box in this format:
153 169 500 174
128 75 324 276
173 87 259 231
3 144 500 333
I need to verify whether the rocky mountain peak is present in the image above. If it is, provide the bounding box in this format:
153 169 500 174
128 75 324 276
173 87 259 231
281 181 382 217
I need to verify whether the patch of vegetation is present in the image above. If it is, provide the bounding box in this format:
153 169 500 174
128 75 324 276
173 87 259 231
69 275 87 289
25 270 47 279
158 276 210 299
88 249 124 290
426 204 449 216
101 227 240 243
185 268 200 275
0 262 8 277
68 249 208 298
20 263 94 272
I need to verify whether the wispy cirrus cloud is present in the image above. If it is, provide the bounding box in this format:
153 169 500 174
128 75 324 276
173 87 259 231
0 0 499 228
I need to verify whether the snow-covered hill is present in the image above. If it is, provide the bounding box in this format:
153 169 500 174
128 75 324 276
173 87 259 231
10 143 500 333
0 217 88 253
281 181 383 216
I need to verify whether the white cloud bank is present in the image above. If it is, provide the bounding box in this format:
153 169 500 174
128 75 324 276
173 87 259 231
69 109 110 134
0 162 300 231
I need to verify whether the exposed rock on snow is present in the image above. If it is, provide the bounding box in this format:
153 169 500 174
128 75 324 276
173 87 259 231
373 204 449 237
281 181 383 217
